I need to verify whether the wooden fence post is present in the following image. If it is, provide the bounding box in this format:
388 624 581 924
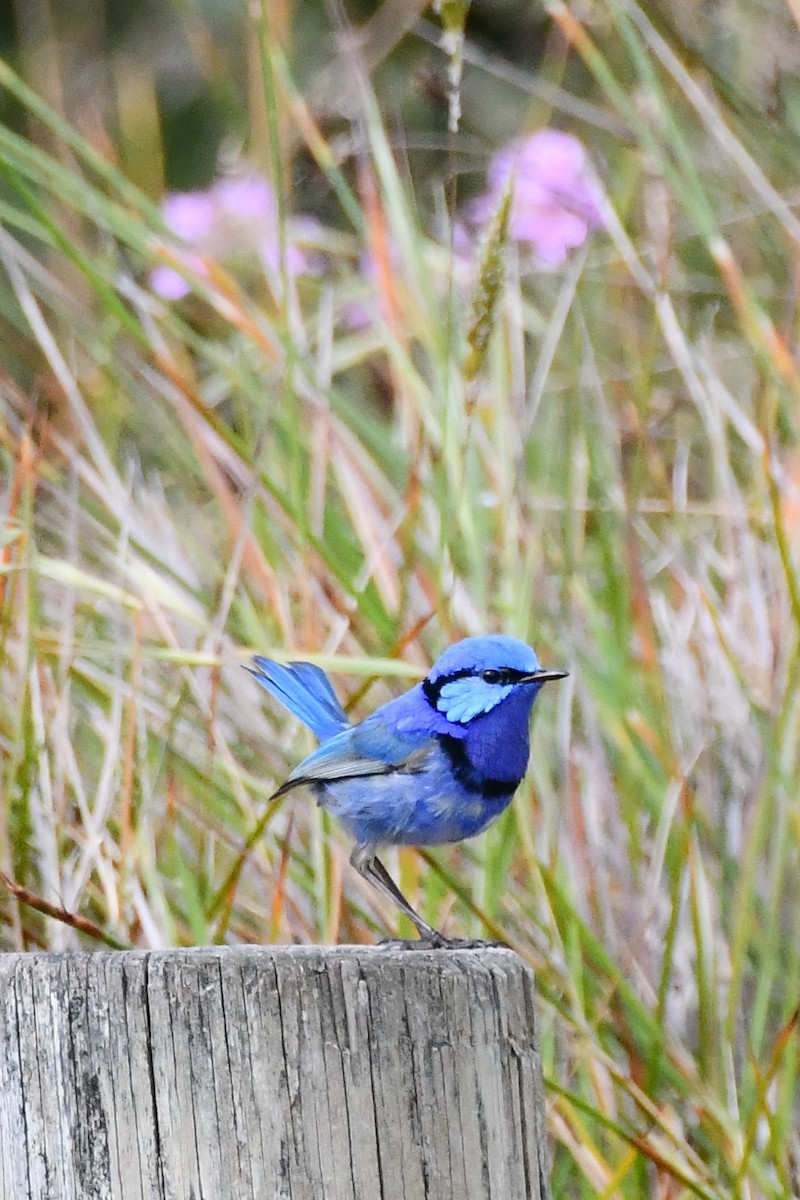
0 946 551 1200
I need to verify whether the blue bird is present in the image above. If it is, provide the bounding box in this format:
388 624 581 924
248 635 567 947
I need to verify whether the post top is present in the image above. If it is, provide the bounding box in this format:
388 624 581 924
1 942 528 970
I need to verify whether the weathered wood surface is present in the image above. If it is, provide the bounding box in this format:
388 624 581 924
0 946 551 1200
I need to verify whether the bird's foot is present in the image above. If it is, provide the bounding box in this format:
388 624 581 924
429 936 512 950
377 934 511 951
377 937 436 951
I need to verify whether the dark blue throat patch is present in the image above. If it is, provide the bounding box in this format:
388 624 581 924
436 734 520 800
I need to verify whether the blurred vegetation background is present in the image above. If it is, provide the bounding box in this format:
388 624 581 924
3 0 800 1195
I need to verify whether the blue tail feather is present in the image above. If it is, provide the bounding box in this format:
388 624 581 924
248 657 350 742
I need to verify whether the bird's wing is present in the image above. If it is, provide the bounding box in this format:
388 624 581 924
273 717 431 797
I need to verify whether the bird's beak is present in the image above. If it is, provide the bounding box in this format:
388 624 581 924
521 667 569 684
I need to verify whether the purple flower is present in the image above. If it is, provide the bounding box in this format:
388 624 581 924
151 173 322 298
149 263 196 301
161 193 215 242
212 176 276 224
471 130 603 265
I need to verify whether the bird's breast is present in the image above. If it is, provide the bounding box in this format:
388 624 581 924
316 741 518 848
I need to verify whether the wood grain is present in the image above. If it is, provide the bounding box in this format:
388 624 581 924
0 946 551 1200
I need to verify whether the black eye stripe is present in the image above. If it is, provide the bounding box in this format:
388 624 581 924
422 667 471 707
422 665 527 708
483 667 530 685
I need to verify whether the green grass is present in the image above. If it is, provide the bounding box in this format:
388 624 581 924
2 1 800 1194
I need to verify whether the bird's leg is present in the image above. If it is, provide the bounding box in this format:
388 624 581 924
349 844 447 945
368 856 445 943
349 845 511 949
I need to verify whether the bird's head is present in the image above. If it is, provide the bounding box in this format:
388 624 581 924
422 634 567 726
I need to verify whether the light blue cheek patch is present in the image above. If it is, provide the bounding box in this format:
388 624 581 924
436 678 514 724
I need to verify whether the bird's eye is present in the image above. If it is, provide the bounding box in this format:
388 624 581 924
481 669 504 684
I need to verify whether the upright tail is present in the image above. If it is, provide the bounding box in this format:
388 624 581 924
247 657 350 743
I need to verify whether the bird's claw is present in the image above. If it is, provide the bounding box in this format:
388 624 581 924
377 937 435 951
428 936 512 950
377 934 511 951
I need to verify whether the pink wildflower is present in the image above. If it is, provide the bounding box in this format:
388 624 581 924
471 130 603 265
151 174 322 299
161 192 216 242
